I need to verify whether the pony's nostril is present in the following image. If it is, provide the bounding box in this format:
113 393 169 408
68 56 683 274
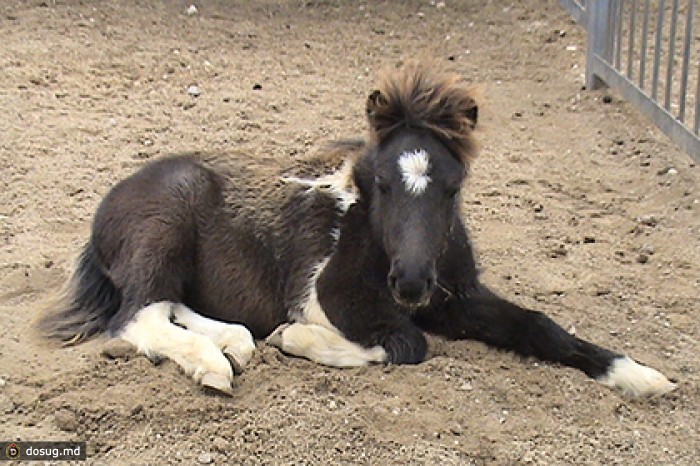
425 277 435 292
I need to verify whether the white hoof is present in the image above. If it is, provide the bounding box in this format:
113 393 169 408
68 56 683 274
265 322 387 368
171 304 256 374
120 302 237 395
201 372 235 396
218 327 256 373
598 356 677 397
181 337 234 389
265 323 291 348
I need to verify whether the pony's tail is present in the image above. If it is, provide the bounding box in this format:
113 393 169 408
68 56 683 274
37 241 121 345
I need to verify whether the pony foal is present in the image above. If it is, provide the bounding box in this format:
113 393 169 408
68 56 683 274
39 64 676 397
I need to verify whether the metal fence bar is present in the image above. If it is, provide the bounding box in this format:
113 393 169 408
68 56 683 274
585 0 612 90
604 8 616 60
615 0 624 70
639 0 651 89
627 0 637 79
664 0 680 110
695 64 700 133
651 0 666 100
677 0 694 122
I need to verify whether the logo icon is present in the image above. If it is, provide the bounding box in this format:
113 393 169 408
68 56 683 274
6 443 20 460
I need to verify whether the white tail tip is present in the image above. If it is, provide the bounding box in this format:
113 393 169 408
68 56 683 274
598 356 677 397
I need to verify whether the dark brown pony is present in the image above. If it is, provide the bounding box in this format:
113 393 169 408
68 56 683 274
39 64 676 397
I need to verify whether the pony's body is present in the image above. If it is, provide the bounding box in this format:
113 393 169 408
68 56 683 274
97 145 366 338
40 65 676 398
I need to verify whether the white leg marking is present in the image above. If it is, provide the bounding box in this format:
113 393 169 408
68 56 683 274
120 302 235 395
299 257 336 329
281 242 386 367
171 304 256 372
398 149 431 195
597 356 677 397
266 323 387 368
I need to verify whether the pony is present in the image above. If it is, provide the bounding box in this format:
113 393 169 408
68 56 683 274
38 63 676 397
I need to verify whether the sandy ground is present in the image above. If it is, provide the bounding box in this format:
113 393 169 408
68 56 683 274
0 1 698 464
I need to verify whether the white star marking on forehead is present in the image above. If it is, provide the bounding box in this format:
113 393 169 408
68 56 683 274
398 149 431 195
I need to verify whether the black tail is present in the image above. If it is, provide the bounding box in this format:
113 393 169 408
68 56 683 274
37 241 121 345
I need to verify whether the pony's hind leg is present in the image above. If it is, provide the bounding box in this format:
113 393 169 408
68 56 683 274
266 323 387 368
119 301 235 395
416 289 676 397
171 304 256 374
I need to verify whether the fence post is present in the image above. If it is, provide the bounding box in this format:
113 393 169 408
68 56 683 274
586 0 614 90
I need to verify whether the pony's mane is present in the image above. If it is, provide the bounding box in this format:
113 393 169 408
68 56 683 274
367 63 479 164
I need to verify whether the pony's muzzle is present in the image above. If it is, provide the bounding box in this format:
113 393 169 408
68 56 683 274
388 260 436 309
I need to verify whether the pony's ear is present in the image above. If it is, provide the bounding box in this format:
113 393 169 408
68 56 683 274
366 89 387 128
463 98 478 130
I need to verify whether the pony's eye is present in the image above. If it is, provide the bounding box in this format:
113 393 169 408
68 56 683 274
447 187 460 198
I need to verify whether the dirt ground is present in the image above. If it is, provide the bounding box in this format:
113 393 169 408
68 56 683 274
0 0 698 464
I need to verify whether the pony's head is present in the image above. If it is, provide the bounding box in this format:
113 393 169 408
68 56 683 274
355 63 479 308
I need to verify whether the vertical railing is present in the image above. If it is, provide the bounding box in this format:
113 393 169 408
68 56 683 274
678 0 695 121
560 0 700 162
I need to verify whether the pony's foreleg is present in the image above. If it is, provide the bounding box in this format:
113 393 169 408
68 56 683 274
119 302 235 395
266 323 387 368
415 291 676 397
171 304 256 374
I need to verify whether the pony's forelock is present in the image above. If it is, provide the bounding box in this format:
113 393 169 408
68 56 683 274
367 63 479 164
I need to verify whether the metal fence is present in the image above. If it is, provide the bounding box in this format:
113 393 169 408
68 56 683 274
560 0 699 162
